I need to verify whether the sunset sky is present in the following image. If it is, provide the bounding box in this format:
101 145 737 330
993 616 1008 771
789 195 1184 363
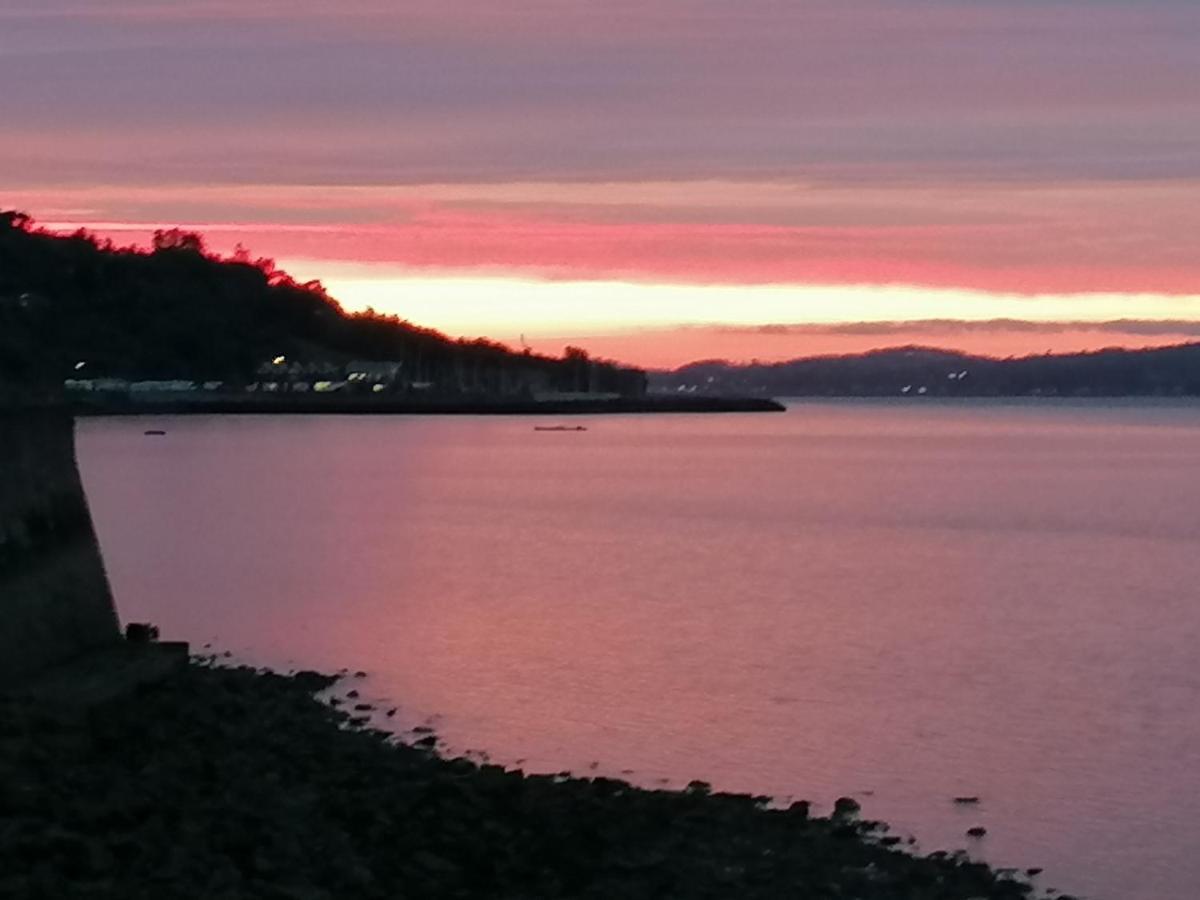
5 0 1200 368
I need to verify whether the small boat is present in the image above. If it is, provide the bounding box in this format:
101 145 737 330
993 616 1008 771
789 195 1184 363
143 429 167 436
534 425 587 432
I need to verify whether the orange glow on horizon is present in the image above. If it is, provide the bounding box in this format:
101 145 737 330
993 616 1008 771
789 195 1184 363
305 273 1200 368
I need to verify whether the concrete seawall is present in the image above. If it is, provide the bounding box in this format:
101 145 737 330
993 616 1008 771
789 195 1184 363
0 409 120 680
69 393 787 416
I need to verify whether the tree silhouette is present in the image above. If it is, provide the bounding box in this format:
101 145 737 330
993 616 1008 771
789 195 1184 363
152 229 206 254
0 210 648 397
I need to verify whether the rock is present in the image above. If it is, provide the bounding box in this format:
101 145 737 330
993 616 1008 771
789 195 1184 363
786 800 810 819
1026 867 1043 876
292 671 335 694
0 660 1050 900
966 826 988 838
353 704 372 712
125 623 159 644
412 850 461 878
953 796 980 805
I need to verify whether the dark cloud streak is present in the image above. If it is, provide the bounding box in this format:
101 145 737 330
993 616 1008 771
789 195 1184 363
4 0 1199 187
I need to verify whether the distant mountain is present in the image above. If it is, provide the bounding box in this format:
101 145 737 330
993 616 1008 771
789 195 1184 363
0 211 646 397
651 344 1200 397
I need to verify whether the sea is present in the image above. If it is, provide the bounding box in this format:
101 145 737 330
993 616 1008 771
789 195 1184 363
77 400 1200 900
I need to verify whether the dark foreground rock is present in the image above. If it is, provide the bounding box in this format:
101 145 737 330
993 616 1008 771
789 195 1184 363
0 663 1037 899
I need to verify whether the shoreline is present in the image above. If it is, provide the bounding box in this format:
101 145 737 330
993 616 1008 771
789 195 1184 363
0 659 1052 899
67 395 786 417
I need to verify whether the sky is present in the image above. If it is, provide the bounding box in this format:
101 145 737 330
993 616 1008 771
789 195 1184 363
4 0 1200 368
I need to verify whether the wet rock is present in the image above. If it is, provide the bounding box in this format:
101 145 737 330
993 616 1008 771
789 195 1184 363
412 850 460 878
0 663 1047 900
953 796 980 805
291 671 335 694
124 622 159 643
966 826 988 838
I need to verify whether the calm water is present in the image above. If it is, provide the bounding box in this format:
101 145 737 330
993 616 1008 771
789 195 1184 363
78 402 1200 900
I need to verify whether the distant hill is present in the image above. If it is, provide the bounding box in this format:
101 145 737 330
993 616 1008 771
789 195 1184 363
651 344 1200 397
0 211 645 397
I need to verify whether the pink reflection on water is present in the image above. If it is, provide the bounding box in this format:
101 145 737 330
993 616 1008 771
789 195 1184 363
79 404 1200 900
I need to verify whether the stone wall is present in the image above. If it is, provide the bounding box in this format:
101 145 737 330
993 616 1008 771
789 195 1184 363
0 409 120 679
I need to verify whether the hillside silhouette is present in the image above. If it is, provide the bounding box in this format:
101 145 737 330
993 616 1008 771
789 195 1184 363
0 211 645 396
654 345 1200 397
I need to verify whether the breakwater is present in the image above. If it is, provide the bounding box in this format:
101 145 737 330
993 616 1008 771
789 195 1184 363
69 393 786 416
0 408 119 679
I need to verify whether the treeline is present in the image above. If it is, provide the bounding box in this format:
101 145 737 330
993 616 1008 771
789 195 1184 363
653 345 1200 397
0 211 645 396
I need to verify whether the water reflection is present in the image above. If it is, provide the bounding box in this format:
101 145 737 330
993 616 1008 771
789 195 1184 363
79 403 1200 900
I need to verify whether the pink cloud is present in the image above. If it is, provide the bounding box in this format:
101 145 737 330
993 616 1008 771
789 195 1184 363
4 0 1199 350
38 195 1198 297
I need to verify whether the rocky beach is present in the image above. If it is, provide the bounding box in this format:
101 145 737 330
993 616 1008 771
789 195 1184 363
0 659 1053 900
